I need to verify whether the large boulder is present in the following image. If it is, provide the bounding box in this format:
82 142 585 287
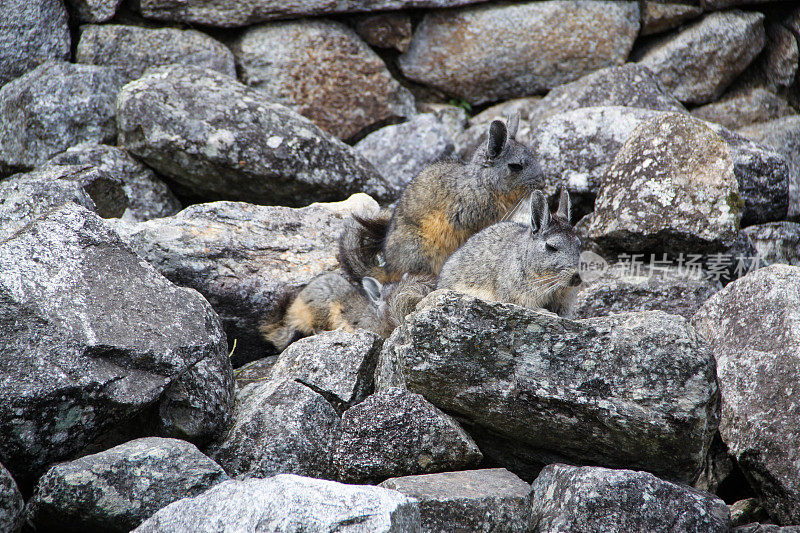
377 290 719 484
530 464 730 532
115 65 390 206
139 0 488 27
0 61 128 173
397 1 640 105
693 265 800 525
530 105 789 225
268 330 383 410
380 468 531 533
76 25 236 81
691 89 795 131
0 0 70 86
208 378 340 480
738 115 800 219
65 0 124 22
355 111 466 192
111 196 379 366
0 203 232 488
640 1 702 36
743 222 800 266
0 462 23 533
637 11 766 104
352 12 413 52
233 20 414 141
133 474 421 532
45 143 181 222
334 388 483 483
588 113 741 254
26 437 228 532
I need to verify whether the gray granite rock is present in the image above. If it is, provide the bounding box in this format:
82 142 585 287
0 61 128 173
738 115 800 219
334 388 482 484
691 89 796 131
268 330 383 410
589 113 741 254
353 12 412 52
734 524 800 533
355 112 466 192
730 499 770 528
380 468 531 533
139 0 489 27
693 265 800 525
209 378 340 479
233 20 414 140
743 222 800 266
116 65 390 204
640 1 702 36
27 438 228 532
398 1 640 105
0 0 70 86
637 11 765 104
0 462 23 533
0 203 231 488
530 464 730 532
0 164 126 239
377 290 719 484
134 475 421 532
111 195 379 366
45 143 180 222
65 0 124 21
77 25 236 81
754 23 799 91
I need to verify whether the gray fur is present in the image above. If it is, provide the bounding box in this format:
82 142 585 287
437 190 582 317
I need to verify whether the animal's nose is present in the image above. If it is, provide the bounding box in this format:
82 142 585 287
570 273 582 286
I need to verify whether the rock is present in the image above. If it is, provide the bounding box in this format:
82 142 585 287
233 20 414 141
111 197 379 366
268 330 383 411
355 112 465 192
0 203 231 488
139 0 488 27
353 12 413 52
530 464 730 532
640 1 702 36
380 468 531 533
0 462 23 533
738 115 800 219
743 222 800 266
377 290 719 484
0 164 127 240
731 498 770 527
334 388 482 484
0 61 128 173
589 113 741 254
572 269 719 320
397 1 640 105
65 0 124 22
133 474 421 532
231 357 277 388
734 525 800 533
0 0 70 86
208 378 340 479
116 65 390 205
26 437 227 532
693 265 800 525
691 88 796 131
76 25 236 81
45 143 181 222
756 23 799 90
637 11 766 104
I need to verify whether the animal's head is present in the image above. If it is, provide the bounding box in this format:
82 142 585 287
474 113 543 190
525 189 582 288
360 274 436 338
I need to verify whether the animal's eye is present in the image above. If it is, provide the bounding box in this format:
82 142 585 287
545 243 558 252
508 162 523 172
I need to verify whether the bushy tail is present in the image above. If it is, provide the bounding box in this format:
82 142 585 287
258 288 302 352
338 210 392 284
383 273 438 330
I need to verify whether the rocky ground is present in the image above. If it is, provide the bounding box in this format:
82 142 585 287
2 0 800 531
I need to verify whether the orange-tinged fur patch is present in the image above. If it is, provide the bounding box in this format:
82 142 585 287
419 209 471 274
328 301 354 332
285 298 317 335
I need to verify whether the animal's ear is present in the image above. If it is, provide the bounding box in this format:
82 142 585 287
487 120 507 159
556 187 571 223
362 277 383 304
506 112 520 139
529 191 550 234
